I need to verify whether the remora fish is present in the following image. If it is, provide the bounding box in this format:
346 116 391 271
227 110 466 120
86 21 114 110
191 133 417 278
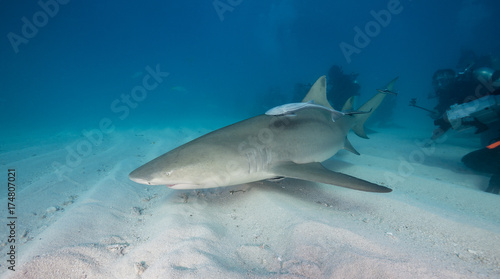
265 101 345 121
129 76 397 193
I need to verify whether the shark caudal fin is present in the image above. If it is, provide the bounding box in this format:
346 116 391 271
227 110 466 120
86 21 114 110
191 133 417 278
301 75 334 109
351 77 398 139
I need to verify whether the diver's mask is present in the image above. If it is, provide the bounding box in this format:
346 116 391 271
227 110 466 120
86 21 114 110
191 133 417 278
432 69 456 92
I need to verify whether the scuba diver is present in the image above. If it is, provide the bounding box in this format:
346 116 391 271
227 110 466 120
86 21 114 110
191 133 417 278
409 52 500 194
410 65 500 142
326 65 361 110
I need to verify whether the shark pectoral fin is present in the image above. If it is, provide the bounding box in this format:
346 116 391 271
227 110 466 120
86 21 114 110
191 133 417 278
272 162 392 193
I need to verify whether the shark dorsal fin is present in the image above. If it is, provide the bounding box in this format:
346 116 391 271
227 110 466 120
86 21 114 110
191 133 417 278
342 96 356 111
301 75 333 109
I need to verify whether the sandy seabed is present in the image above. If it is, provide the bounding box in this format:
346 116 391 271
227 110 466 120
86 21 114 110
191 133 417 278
1 124 499 279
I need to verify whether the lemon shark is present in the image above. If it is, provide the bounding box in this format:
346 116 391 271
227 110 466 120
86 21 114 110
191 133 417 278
129 76 397 193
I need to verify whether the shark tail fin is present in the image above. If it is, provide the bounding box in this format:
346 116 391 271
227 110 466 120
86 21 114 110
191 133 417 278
301 75 334 109
352 77 398 139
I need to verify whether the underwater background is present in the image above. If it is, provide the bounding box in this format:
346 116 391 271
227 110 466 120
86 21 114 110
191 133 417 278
1 0 499 136
2 1 500 278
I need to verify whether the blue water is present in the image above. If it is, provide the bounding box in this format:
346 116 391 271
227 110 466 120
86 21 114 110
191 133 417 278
2 2 500 277
1 0 499 135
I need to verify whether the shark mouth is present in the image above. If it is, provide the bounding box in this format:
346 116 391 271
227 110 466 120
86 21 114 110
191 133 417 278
166 183 202 189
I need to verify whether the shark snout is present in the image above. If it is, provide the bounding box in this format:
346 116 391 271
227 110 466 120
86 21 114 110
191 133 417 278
128 168 155 185
129 166 173 186
129 175 151 185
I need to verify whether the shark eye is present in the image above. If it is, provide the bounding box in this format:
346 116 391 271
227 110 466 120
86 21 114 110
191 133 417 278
165 171 173 176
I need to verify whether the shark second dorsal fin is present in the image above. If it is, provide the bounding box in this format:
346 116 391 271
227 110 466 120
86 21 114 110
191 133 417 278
301 76 333 109
342 96 356 111
342 96 355 111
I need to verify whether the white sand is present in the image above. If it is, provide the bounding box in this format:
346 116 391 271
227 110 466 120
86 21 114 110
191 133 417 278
1 124 499 278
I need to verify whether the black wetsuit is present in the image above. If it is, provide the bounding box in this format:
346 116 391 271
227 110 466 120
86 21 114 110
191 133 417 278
462 145 500 194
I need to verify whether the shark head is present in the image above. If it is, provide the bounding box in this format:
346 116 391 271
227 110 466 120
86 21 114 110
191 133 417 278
129 147 211 189
129 151 194 188
129 141 254 189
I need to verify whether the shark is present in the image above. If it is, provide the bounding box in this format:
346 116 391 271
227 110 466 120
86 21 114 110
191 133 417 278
129 76 398 193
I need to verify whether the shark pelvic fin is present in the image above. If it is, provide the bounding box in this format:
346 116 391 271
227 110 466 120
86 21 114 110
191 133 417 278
272 162 392 193
343 138 360 155
301 76 334 109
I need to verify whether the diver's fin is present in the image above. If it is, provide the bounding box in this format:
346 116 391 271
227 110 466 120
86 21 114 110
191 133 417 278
486 174 500 194
301 76 334 109
343 138 360 155
342 96 356 111
352 77 398 139
272 162 392 193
